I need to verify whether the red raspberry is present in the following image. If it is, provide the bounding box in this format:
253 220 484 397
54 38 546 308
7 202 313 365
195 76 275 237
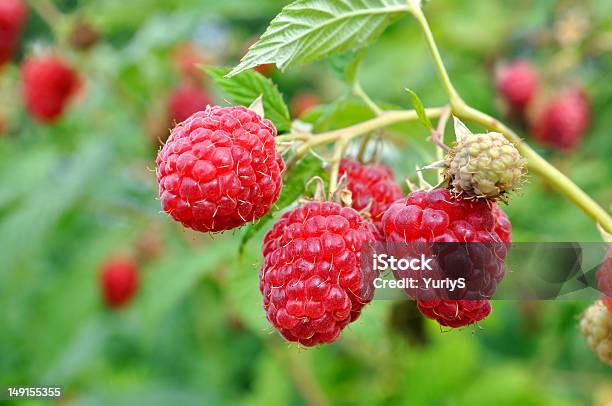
100 257 139 308
167 82 212 124
0 0 27 67
493 203 512 243
156 105 284 232
21 55 81 123
381 188 511 327
291 92 319 117
533 86 590 151
417 300 492 328
496 60 538 110
260 201 377 346
597 249 612 307
339 158 403 236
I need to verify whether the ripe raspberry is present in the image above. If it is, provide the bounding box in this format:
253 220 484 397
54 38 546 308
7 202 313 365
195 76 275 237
167 82 212 124
492 203 512 243
580 301 612 365
381 188 511 327
596 248 612 306
444 131 526 200
100 257 139 309
291 92 319 117
339 158 403 236
21 55 81 123
0 0 27 67
260 201 377 346
496 60 538 110
156 105 284 232
533 86 590 151
417 300 492 328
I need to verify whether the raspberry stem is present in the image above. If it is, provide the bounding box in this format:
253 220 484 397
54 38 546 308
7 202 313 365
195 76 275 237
280 4 612 235
408 4 612 234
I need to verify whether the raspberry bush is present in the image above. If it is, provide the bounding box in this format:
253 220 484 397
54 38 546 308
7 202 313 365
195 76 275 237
4 1 612 402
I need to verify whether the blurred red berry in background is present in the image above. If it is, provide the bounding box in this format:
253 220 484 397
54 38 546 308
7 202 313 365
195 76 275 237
21 55 81 124
291 92 319 117
167 82 212 124
532 85 590 151
100 257 139 309
0 0 27 67
496 60 539 111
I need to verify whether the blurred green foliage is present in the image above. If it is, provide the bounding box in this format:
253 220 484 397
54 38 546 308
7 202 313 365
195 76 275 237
0 0 611 405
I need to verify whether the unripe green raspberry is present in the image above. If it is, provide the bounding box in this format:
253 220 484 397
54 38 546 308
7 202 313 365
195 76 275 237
444 131 526 201
580 301 612 365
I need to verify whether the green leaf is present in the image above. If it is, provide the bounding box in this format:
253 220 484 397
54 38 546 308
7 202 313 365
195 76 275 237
207 67 291 131
228 0 410 76
405 88 433 130
239 154 327 256
327 49 364 85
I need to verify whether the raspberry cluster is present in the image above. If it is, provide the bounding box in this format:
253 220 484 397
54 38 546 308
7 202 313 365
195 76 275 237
259 201 377 346
339 159 403 236
156 105 284 232
21 56 81 123
494 60 591 152
0 0 27 67
100 257 139 309
381 188 510 327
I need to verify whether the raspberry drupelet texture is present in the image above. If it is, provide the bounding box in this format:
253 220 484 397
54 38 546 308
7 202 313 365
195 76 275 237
496 60 538 110
492 203 512 243
100 257 139 309
596 248 612 310
0 0 27 67
339 159 403 236
417 300 492 328
156 105 284 232
167 82 212 124
21 55 81 123
381 188 511 328
260 201 377 346
444 132 526 200
580 301 612 365
533 86 590 151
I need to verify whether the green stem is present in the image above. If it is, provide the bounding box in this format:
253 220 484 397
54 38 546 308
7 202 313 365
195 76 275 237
408 3 612 234
328 137 350 194
409 5 463 107
353 81 383 162
455 105 612 233
353 82 384 116
294 108 444 158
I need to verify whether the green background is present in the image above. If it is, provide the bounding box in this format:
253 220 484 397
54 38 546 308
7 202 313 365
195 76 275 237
0 0 611 404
